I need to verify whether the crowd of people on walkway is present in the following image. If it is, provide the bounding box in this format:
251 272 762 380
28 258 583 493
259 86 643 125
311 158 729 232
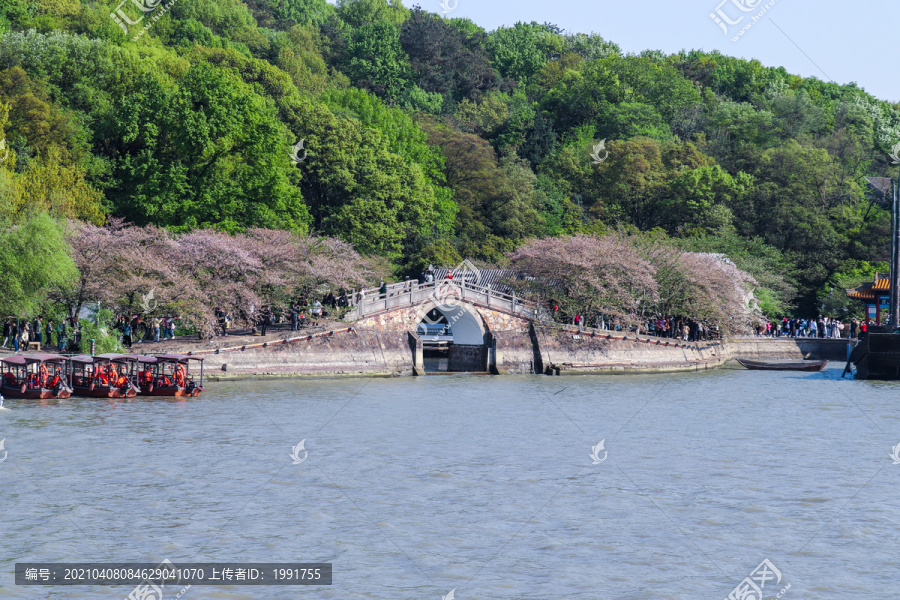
646 317 719 341
113 314 180 347
755 316 867 339
2 316 82 352
212 291 355 337
547 307 722 342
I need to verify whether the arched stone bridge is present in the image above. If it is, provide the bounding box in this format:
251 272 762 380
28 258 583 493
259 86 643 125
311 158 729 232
347 279 538 345
342 279 724 375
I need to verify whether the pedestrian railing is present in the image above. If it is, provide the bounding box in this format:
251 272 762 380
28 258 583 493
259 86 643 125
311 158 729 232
346 279 544 321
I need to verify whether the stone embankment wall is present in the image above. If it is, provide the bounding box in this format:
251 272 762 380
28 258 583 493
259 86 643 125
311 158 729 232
725 337 851 361
520 328 852 374
527 325 727 374
169 314 853 380
189 328 412 379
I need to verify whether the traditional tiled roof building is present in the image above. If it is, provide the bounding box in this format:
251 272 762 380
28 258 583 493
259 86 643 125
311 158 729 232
847 273 891 322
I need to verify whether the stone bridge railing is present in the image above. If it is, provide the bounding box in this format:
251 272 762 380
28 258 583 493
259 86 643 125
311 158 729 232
346 279 543 321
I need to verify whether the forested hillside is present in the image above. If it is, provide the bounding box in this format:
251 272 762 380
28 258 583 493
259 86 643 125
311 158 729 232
1 0 898 314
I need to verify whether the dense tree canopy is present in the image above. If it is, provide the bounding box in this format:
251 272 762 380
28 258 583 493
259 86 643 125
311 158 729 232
0 1 897 318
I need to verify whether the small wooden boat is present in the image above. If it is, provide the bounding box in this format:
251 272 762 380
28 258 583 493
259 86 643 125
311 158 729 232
70 354 139 398
0 354 73 399
736 358 828 371
137 354 204 397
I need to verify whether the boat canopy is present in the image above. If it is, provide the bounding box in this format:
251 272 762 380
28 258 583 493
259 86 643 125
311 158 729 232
156 354 204 363
128 355 159 364
2 354 70 366
70 354 95 364
94 353 136 362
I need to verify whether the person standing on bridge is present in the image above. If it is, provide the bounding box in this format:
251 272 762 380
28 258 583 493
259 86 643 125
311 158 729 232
379 282 387 298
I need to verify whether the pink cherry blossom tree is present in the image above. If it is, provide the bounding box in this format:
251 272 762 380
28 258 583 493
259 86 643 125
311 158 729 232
509 233 659 328
510 234 760 333
55 221 384 335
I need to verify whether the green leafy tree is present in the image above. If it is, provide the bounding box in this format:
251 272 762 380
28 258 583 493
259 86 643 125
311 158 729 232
323 87 445 183
520 112 557 167
336 0 408 28
269 25 342 95
540 60 622 132
252 0 334 28
341 20 412 99
0 211 77 317
664 164 752 231
295 98 455 258
487 21 565 83
565 32 619 60
399 7 497 102
169 0 268 53
101 64 309 232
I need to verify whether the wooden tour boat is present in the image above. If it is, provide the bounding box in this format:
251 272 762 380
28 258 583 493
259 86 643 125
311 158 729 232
70 353 139 398
136 354 204 397
736 358 828 372
0 354 73 399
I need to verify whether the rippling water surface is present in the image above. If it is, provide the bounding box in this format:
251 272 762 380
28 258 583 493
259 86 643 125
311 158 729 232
1 365 899 599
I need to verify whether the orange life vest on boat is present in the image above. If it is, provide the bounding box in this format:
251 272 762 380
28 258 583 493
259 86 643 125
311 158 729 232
40 364 49 386
174 364 186 387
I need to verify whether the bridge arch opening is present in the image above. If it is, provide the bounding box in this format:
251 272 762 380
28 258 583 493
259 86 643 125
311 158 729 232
416 302 487 372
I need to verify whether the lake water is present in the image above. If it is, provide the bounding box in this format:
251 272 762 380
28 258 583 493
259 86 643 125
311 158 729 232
1 366 899 599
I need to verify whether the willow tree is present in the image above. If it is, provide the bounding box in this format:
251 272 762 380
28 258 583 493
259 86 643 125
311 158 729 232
0 212 77 318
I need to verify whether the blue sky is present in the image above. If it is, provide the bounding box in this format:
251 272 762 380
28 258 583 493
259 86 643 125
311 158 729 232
404 0 899 103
